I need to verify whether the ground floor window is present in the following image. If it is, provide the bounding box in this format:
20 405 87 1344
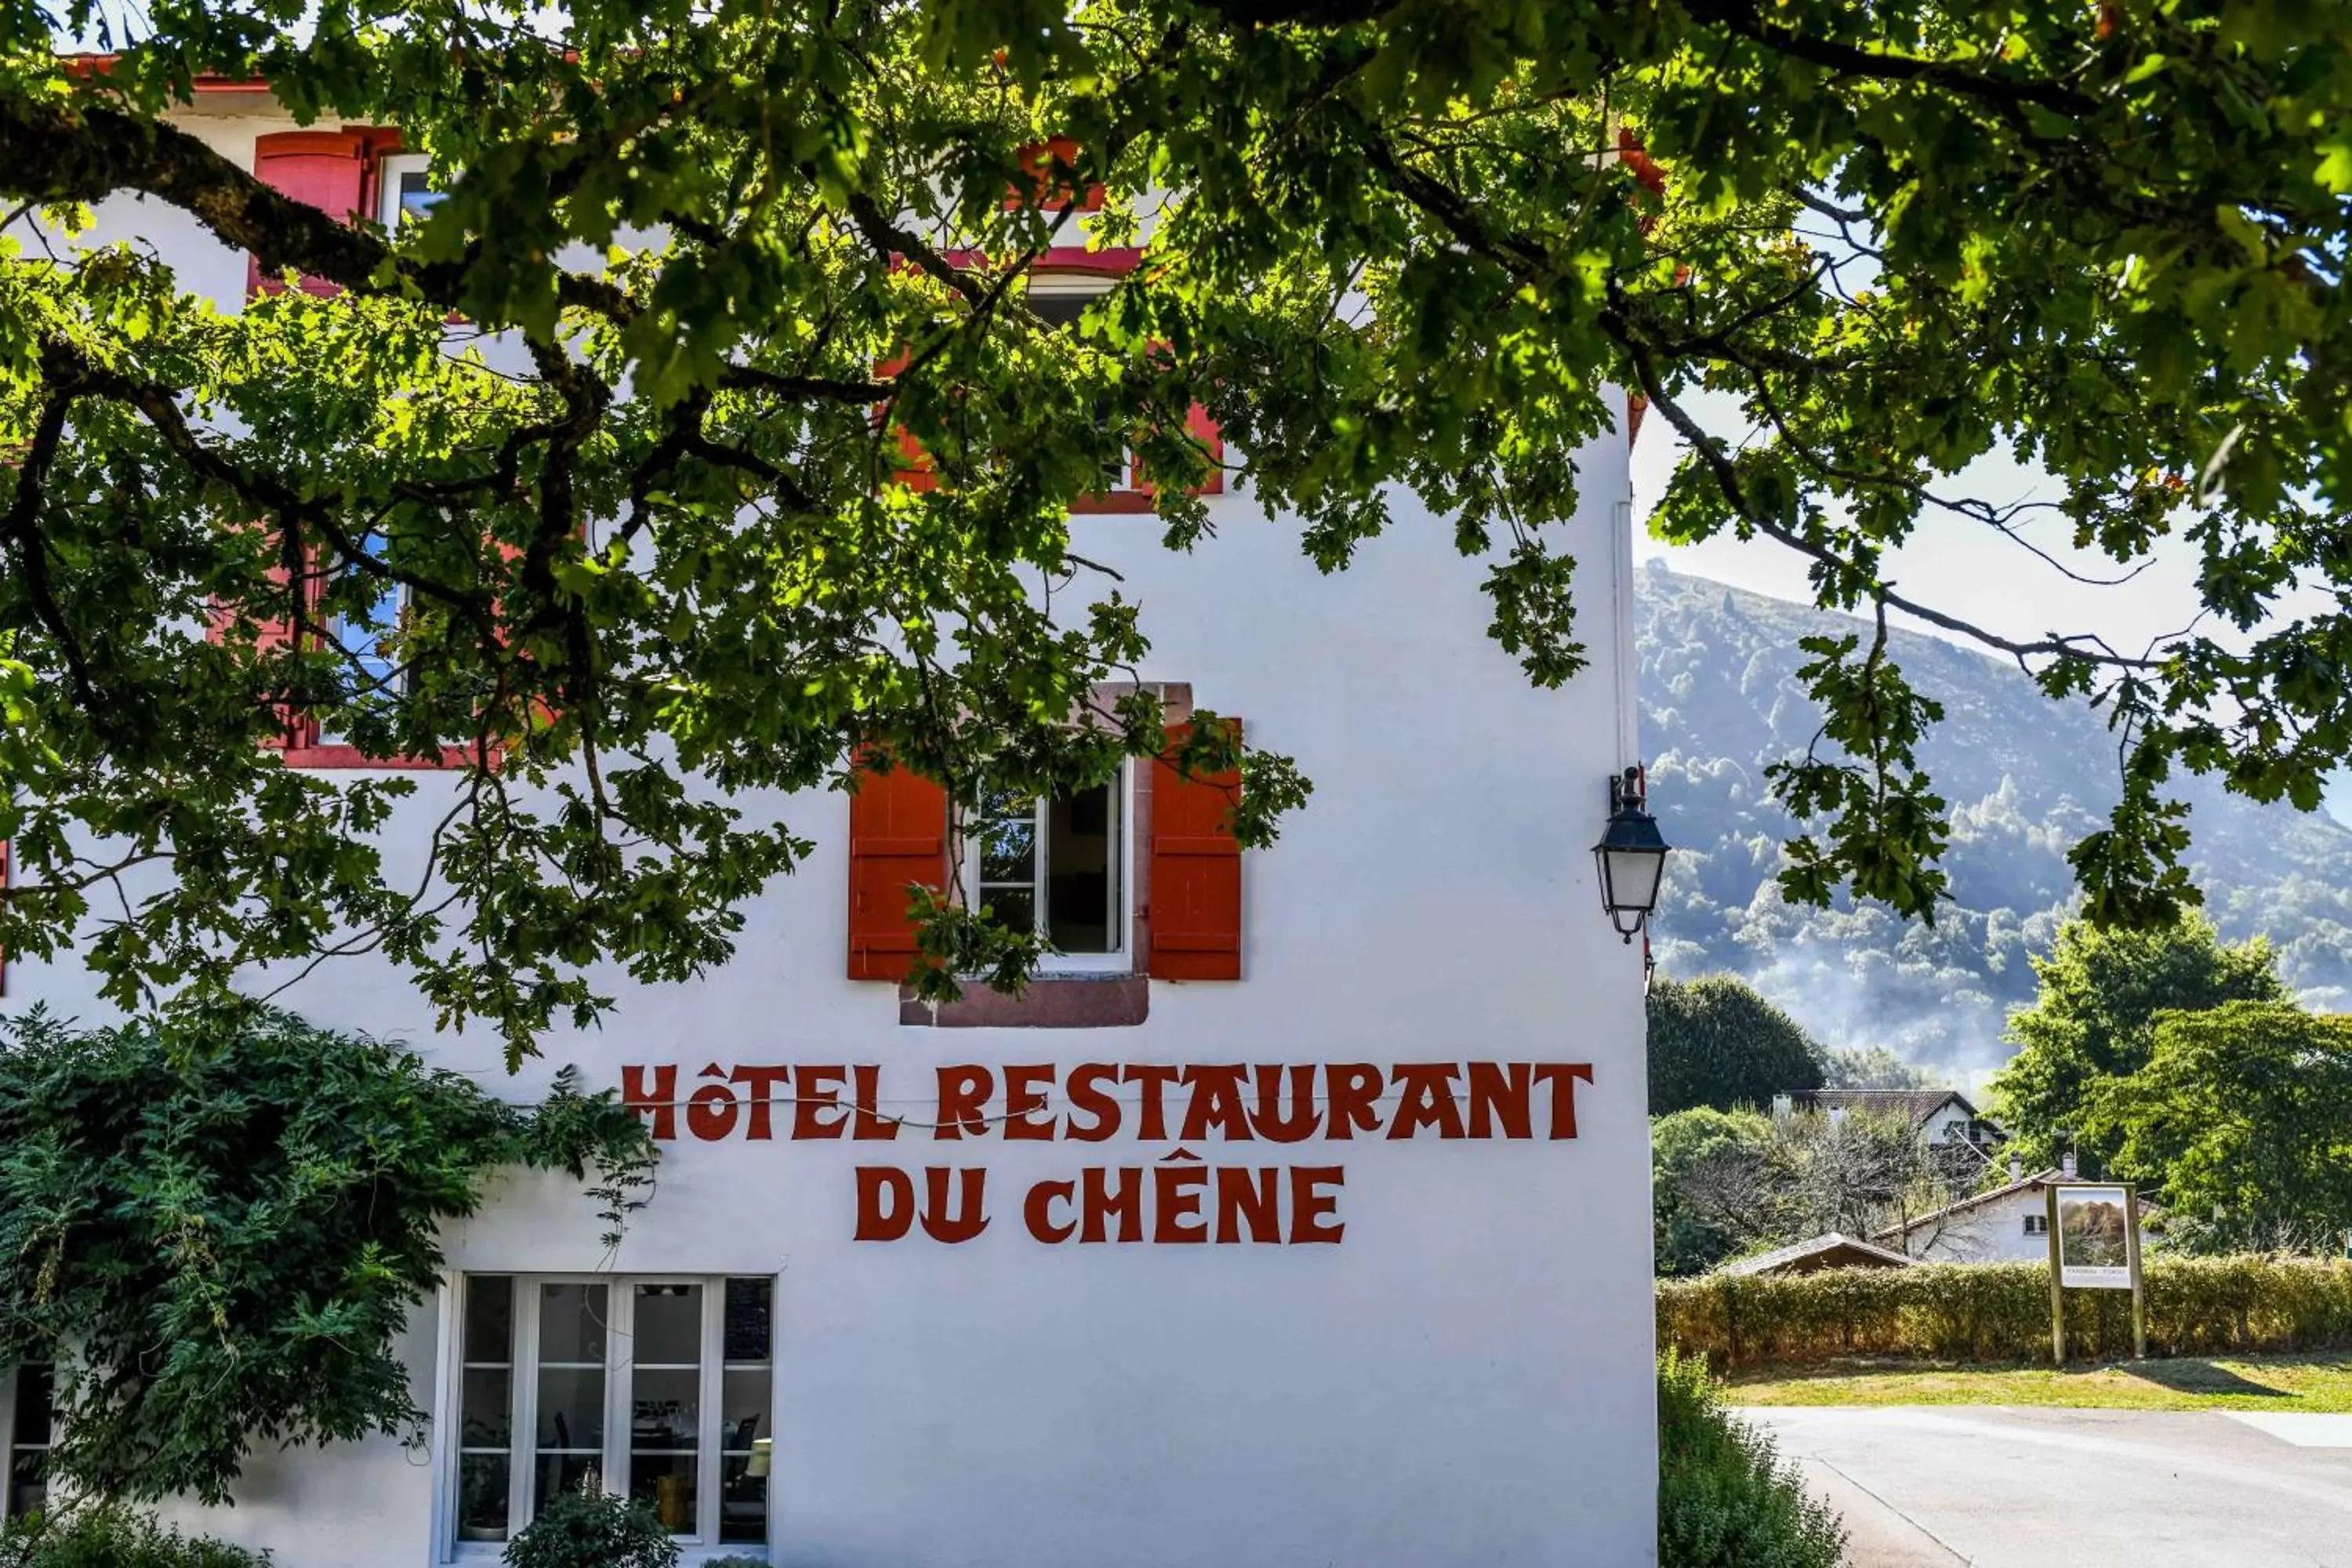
450 1276 772 1553
2 1364 51 1519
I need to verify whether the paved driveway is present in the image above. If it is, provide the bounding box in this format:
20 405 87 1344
1740 1404 2352 1567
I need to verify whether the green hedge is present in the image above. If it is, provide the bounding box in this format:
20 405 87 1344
1657 1352 1844 1568
1658 1255 2352 1368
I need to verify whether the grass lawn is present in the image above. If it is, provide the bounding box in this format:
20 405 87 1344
1726 1352 2352 1413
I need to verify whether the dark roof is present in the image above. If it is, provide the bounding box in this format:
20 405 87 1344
1722 1232 1918 1276
1788 1088 1978 1128
1872 1169 2067 1241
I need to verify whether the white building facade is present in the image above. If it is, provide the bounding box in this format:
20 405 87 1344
2 92 1660 1568
1881 1170 2066 1264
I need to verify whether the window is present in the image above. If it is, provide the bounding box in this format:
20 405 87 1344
2 1364 52 1520
315 532 408 746
1026 274 1134 498
966 770 1127 966
2024 1214 2048 1236
379 151 444 231
448 1276 773 1555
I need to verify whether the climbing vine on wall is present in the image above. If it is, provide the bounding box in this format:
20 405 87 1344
0 1007 657 1505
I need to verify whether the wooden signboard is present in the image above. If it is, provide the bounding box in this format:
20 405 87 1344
2045 1181 2147 1365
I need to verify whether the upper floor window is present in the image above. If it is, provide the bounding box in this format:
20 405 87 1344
847 706 1245 998
318 532 409 746
966 770 1128 969
1027 274 1138 503
448 1276 772 1555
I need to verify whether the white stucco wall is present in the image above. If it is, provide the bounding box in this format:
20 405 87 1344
6 103 1657 1568
1904 1187 2052 1264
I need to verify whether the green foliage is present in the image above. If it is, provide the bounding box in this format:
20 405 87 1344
1653 1107 1777 1276
1648 975 1825 1116
1658 1257 2352 1369
4 2 2352 1047
0 1505 268 1568
1657 1351 1845 1568
502 1486 680 1568
1652 1104 1980 1276
2093 1003 2352 1254
1989 914 2285 1176
0 1007 657 1506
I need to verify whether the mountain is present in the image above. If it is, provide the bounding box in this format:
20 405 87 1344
1637 561 2352 1080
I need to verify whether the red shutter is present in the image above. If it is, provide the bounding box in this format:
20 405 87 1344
1149 720 1243 980
847 760 949 981
248 130 370 298
1182 402 1224 495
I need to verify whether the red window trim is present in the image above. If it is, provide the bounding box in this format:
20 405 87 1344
935 245 1145 276
282 741 493 771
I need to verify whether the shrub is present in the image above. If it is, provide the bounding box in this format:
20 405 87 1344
0 1007 658 1506
1657 1254 2352 1368
0 1504 268 1568
1657 1351 1844 1568
502 1486 679 1568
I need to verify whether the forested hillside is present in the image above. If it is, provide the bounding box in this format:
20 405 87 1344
1639 563 2352 1076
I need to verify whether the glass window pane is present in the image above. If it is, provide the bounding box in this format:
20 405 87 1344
630 1368 699 1450
13 1367 51 1447
456 1453 510 1541
539 1283 605 1363
721 1368 771 1444
461 1367 512 1446
1047 782 1118 953
8 1450 44 1521
983 885 1036 936
719 1450 768 1543
535 1367 605 1449
978 781 1031 820
1026 291 1092 331
630 1452 698 1536
533 1454 601 1517
397 171 444 227
722 1279 771 1363
464 1278 514 1363
978 816 1035 884
633 1283 701 1366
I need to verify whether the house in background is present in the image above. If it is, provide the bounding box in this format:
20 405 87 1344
1722 1233 1917 1277
1777 1088 2007 1161
1875 1160 2069 1262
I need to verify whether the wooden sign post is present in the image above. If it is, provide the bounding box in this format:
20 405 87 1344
2045 1181 2065 1367
2046 1181 2143 1366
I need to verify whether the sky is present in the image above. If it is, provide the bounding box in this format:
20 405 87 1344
1624 388 2352 829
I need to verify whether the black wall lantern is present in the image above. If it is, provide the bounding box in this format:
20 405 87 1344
1593 765 1671 943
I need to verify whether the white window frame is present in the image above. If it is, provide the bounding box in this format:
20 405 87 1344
379 151 437 231
961 760 1134 974
434 1274 776 1564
